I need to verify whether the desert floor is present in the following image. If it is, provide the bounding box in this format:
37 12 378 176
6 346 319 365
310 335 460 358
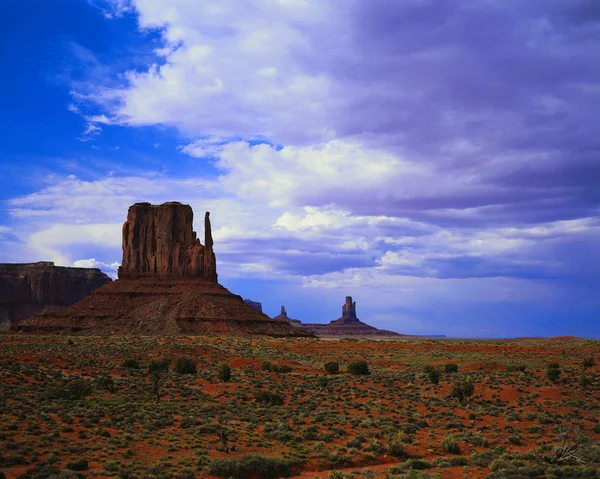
0 335 599 479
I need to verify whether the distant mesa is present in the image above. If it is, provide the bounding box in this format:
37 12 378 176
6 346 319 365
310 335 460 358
0 262 111 331
283 296 403 337
243 299 263 313
15 202 312 337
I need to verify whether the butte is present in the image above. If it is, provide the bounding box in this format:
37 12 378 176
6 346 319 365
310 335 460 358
17 202 312 337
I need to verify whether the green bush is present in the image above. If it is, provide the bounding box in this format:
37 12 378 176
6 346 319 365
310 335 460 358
253 390 284 407
262 361 274 372
316 377 329 388
582 357 595 369
218 363 231 382
278 365 292 374
427 369 440 385
148 358 171 372
347 360 370 376
441 434 461 454
324 361 340 374
506 364 527 372
444 363 458 373
548 362 560 370
546 367 561 383
449 380 474 402
97 376 116 393
174 358 197 374
66 459 89 471
209 455 290 479
122 359 140 369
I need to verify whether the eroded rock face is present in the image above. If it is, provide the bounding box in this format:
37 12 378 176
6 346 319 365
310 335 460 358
341 296 358 322
243 299 263 312
0 262 111 330
118 202 217 281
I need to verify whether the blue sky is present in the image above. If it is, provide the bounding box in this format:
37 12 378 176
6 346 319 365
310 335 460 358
1 0 599 338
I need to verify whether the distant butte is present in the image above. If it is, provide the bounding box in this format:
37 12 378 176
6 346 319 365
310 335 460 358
16 202 312 337
302 296 403 337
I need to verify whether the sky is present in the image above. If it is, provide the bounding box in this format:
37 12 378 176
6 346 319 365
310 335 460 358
1 0 599 338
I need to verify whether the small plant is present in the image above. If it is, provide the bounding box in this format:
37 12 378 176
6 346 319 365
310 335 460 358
278 365 292 374
97 376 116 394
444 363 458 373
427 369 440 385
66 459 89 471
386 433 408 457
150 371 162 403
328 472 344 479
122 359 140 369
174 357 197 374
325 361 340 374
253 390 284 407
507 364 527 372
148 358 171 372
209 455 290 479
316 377 329 389
449 380 474 402
546 365 561 383
582 357 595 370
441 434 461 454
580 373 593 389
262 361 274 372
347 360 370 376
218 363 231 382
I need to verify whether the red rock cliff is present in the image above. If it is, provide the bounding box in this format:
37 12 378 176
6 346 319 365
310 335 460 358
0 262 111 329
118 202 217 281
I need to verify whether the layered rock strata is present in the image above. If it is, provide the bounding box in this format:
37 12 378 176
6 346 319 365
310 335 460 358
0 262 111 331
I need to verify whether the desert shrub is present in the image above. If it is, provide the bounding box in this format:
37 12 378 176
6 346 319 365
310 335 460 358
122 359 140 369
218 363 231 382
278 365 292 374
546 367 561 383
253 391 284 407
404 459 430 470
97 376 116 393
264 423 294 442
580 373 593 389
592 423 600 434
582 357 595 369
327 472 344 479
449 381 474 402
441 434 461 454
506 364 527 372
316 377 329 388
325 362 340 374
174 358 197 374
347 360 370 376
449 457 469 466
209 455 290 479
386 433 407 457
423 365 435 374
148 358 171 372
66 459 89 471
444 363 458 373
427 370 440 385
180 416 197 429
548 362 560 370
471 450 494 467
262 361 274 372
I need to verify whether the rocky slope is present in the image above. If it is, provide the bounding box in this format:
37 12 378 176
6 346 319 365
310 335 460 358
0 262 111 331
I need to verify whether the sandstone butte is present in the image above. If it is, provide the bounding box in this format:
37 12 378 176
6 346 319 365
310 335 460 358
16 202 312 337
302 296 403 337
0 262 111 331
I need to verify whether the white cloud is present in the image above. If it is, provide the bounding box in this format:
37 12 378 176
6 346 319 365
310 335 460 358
72 258 120 271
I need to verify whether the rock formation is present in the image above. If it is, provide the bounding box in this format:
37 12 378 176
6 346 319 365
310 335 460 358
243 299 263 312
0 262 111 331
17 202 311 337
303 296 402 337
272 305 306 330
118 202 217 281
